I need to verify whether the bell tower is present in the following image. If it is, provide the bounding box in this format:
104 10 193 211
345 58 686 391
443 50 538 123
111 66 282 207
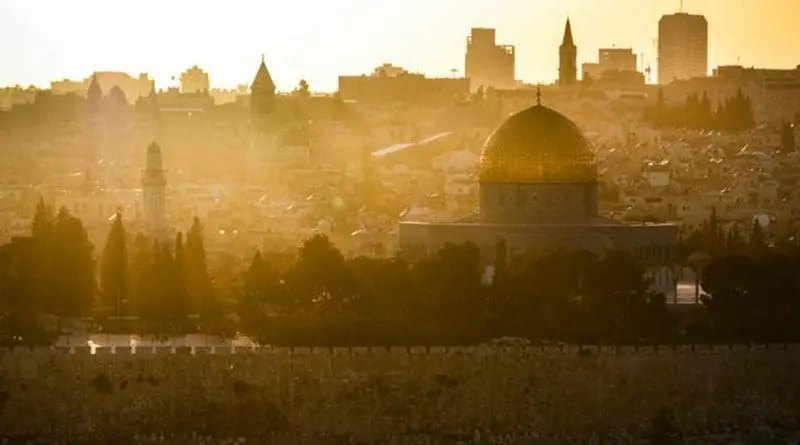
249 55 279 171
142 141 167 240
558 18 577 86
250 55 276 123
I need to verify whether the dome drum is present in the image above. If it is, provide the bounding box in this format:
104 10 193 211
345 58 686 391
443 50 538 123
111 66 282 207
478 104 599 223
479 182 598 224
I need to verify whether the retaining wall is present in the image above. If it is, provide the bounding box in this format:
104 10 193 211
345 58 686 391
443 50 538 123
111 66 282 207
1 344 799 440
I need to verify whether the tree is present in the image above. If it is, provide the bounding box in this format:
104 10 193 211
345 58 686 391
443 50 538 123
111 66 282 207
107 86 128 108
584 250 650 341
701 254 757 340
239 251 292 328
581 72 594 89
285 234 353 311
0 237 40 339
347 256 416 317
100 213 128 320
654 88 667 128
31 197 53 241
49 208 95 318
490 239 508 311
780 121 796 154
170 232 189 330
296 79 310 99
185 218 211 306
414 242 485 318
749 220 767 253
86 74 102 113
698 91 713 129
30 198 54 311
684 93 700 128
703 207 722 257
129 233 154 322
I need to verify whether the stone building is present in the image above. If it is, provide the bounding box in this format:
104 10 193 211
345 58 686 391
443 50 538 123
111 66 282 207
399 100 678 299
142 141 167 240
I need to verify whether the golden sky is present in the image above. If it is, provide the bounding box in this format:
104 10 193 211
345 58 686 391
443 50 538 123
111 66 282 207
1 0 798 91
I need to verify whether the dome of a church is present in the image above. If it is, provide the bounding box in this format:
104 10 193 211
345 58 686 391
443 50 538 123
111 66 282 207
478 104 597 183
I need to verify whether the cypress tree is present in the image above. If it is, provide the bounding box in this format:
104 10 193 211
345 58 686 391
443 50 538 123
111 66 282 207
172 232 188 332
654 88 667 128
30 198 54 312
185 217 212 312
699 92 712 129
50 208 95 318
86 74 102 114
100 212 128 319
151 240 174 335
129 233 154 326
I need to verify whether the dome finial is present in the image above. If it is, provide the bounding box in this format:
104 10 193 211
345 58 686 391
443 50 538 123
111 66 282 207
536 84 542 105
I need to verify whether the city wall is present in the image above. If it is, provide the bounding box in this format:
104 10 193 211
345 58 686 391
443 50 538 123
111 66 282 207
1 344 800 440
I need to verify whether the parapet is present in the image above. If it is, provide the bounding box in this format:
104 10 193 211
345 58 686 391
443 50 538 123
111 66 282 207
2 343 799 358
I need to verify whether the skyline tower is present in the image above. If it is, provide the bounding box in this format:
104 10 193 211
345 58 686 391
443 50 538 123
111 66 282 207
142 141 167 240
464 28 516 91
658 12 708 84
559 19 577 86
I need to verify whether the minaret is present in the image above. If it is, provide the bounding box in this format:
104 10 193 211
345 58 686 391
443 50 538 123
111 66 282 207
142 141 167 240
558 18 577 86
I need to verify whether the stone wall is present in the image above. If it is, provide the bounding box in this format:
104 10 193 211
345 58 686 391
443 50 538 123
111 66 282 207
1 344 799 441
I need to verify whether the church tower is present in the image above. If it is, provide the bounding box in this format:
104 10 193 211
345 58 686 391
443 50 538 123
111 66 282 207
249 56 279 171
250 55 276 123
558 19 577 86
142 142 167 240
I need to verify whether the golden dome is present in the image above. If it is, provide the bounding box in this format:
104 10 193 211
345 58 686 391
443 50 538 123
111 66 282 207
479 105 597 183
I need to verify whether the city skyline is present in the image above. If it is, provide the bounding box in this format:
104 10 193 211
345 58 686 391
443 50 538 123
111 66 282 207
2 0 799 92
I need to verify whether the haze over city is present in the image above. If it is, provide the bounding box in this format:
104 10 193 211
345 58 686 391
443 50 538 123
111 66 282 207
2 0 799 91
3 0 800 443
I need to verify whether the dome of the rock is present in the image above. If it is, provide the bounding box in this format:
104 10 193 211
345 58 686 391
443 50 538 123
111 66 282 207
478 104 597 183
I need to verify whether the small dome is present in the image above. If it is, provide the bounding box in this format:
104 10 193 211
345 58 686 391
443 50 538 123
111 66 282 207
479 105 597 183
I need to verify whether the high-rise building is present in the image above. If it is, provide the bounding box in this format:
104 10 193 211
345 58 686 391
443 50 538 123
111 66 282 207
658 12 708 85
142 142 167 240
582 48 639 81
464 28 515 91
598 48 637 73
558 19 577 86
338 63 470 104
